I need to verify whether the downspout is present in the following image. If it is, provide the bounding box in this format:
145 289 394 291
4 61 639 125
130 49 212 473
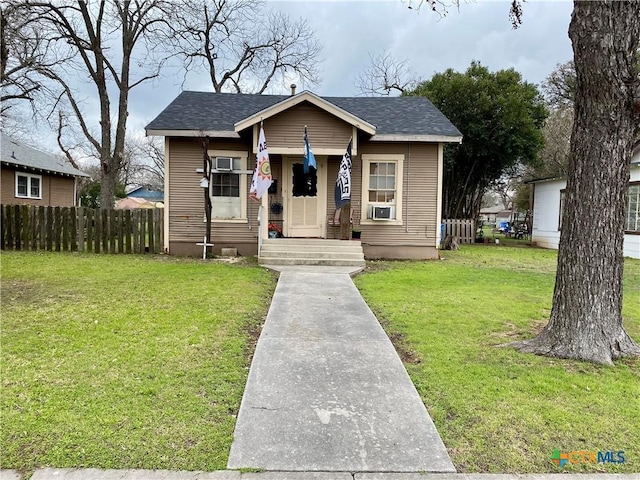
405 142 410 233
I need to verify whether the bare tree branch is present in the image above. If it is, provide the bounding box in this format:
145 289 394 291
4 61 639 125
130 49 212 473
405 0 524 28
19 0 172 208
56 110 80 169
356 51 418 96
170 0 322 93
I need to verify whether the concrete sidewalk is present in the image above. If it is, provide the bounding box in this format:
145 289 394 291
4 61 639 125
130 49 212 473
226 270 454 472
5 470 639 480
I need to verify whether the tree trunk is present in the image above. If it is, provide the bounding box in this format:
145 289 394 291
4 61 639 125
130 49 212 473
99 158 117 209
514 0 640 364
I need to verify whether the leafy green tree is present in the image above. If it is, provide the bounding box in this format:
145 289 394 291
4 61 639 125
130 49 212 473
410 62 547 221
541 60 576 110
79 181 126 209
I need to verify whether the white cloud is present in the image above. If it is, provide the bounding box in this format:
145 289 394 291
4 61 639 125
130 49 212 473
259 0 573 95
26 0 576 153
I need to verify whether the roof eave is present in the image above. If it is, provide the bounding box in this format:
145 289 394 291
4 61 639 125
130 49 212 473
145 129 240 138
369 134 463 143
1 160 89 177
233 90 377 135
524 176 565 184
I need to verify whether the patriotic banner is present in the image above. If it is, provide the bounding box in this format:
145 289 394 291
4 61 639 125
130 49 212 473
249 125 272 201
335 139 352 208
303 125 317 173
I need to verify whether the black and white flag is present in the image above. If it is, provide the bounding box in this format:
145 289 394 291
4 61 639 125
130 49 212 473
335 139 352 208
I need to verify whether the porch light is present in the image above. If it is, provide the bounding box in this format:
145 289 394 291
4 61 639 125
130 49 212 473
200 176 209 189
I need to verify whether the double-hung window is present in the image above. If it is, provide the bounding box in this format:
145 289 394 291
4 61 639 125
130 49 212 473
626 183 640 233
16 172 42 199
208 152 247 221
361 154 403 224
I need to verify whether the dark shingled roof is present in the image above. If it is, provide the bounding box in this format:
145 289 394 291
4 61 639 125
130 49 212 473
1 132 88 177
145 91 462 138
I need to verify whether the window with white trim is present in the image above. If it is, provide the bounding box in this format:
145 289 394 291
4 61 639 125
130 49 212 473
16 172 42 199
208 153 247 221
361 154 404 223
626 183 640 233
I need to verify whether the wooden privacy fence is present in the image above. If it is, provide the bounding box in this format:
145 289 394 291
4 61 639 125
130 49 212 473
442 219 476 245
0 205 163 254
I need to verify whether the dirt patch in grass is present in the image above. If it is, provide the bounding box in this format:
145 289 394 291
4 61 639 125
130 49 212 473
241 270 278 363
0 280 44 306
493 320 548 341
374 314 422 365
387 331 422 364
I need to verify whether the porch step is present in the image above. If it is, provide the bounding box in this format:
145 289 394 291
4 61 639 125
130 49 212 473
259 238 365 267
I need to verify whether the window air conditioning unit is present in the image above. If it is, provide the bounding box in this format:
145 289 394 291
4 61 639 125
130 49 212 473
215 157 233 171
370 205 395 220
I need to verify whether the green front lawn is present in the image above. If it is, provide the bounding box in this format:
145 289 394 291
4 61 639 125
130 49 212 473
3 247 638 474
1 252 276 474
355 246 640 473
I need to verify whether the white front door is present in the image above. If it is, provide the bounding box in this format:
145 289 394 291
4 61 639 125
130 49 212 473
283 156 326 238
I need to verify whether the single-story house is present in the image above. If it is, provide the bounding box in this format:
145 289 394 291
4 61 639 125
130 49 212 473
1 132 88 206
527 142 640 259
145 90 462 259
479 204 504 226
127 186 164 202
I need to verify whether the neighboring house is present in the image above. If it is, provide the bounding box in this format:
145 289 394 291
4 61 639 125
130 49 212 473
145 90 462 259
127 186 164 202
115 196 164 209
479 204 504 226
1 132 88 206
528 143 640 259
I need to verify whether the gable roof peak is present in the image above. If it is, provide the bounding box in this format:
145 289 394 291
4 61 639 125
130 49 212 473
233 90 377 135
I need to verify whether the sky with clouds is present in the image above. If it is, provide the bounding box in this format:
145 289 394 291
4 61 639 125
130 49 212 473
128 0 574 136
13 0 576 155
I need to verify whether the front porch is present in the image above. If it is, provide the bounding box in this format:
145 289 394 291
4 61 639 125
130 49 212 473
258 238 365 267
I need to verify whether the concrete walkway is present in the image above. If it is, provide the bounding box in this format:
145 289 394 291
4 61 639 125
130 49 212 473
226 270 454 472
5 470 639 480
6 470 640 480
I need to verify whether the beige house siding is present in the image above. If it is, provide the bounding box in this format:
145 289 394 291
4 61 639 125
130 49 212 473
353 142 438 249
1 165 75 206
167 137 262 256
263 102 352 151
165 116 441 259
321 142 439 258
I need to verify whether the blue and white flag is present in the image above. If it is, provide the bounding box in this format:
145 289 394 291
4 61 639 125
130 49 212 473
335 139 352 208
249 125 272 201
303 125 317 173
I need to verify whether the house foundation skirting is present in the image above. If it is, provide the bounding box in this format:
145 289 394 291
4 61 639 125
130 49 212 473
169 240 257 257
362 244 439 260
169 240 438 260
